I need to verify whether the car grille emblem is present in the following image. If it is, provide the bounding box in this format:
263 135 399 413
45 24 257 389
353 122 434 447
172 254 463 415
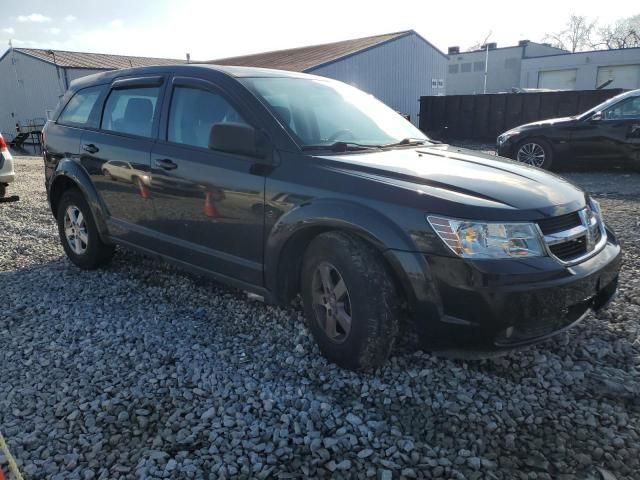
578 207 596 252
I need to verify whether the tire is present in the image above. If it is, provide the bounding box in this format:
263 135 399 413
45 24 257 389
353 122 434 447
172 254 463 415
514 138 553 169
301 231 399 370
0 184 6 198
56 189 114 269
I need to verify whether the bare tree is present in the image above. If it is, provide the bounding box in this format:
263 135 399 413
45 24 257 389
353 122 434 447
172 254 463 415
544 15 596 52
594 14 640 49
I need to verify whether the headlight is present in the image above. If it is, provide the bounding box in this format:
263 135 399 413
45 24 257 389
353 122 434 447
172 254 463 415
497 131 519 145
427 216 545 259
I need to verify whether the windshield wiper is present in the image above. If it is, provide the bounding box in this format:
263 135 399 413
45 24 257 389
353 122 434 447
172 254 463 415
379 137 430 149
302 141 382 152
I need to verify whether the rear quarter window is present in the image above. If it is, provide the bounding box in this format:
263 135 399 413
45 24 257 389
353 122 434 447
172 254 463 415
57 85 104 128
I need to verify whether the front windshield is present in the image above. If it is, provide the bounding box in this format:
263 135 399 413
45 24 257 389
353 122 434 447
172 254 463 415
241 76 429 149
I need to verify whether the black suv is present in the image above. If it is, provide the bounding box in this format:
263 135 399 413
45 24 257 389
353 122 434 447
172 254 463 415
43 65 621 370
497 89 640 170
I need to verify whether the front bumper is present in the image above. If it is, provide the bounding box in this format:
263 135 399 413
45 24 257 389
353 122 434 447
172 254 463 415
386 227 621 351
496 139 515 159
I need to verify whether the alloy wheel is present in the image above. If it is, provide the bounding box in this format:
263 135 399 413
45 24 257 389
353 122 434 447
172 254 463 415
516 142 546 167
311 262 352 343
63 205 89 255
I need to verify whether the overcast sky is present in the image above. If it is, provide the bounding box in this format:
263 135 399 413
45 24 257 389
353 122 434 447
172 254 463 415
0 0 637 61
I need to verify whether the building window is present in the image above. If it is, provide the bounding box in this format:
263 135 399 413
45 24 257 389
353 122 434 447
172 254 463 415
461 62 472 73
448 64 459 74
431 79 438 88
473 61 485 72
438 79 445 88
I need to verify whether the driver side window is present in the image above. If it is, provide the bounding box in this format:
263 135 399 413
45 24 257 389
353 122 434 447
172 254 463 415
603 97 640 120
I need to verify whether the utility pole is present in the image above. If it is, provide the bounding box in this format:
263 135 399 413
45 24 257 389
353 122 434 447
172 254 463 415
483 43 489 94
482 31 492 94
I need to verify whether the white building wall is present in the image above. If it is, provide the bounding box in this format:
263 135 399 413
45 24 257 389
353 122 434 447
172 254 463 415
520 48 640 90
0 51 66 139
307 33 448 125
0 53 114 140
447 43 566 95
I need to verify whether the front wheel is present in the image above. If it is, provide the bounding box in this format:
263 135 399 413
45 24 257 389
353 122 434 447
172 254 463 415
515 138 553 169
57 189 114 269
301 232 399 370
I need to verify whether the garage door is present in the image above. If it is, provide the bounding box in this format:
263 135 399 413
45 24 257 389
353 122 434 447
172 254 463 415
538 69 577 90
596 65 640 89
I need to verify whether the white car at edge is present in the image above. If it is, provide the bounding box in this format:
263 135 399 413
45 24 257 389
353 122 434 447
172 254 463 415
0 133 15 198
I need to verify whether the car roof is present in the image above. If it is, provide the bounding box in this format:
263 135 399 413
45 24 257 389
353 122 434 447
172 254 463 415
69 63 325 90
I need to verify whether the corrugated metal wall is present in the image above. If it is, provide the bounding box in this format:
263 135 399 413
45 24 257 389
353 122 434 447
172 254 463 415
308 33 448 126
0 51 64 139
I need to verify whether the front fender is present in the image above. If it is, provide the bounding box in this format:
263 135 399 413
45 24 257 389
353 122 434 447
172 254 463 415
264 199 423 298
49 158 110 241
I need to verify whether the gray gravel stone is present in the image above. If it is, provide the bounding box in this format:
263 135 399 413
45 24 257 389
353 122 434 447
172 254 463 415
1 156 639 480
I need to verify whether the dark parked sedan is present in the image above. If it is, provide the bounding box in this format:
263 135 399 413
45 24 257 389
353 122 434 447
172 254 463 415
497 89 640 169
43 65 621 370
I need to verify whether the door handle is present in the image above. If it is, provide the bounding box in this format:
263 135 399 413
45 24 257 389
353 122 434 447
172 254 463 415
155 158 178 170
82 143 99 154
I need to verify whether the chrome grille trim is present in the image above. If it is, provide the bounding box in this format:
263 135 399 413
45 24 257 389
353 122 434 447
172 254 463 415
536 207 607 266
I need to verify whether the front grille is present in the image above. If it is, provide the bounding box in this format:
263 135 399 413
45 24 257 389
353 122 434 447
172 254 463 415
593 226 602 244
537 211 582 235
549 236 588 261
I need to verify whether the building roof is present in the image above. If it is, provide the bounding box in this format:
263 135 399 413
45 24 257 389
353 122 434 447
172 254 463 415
207 30 443 72
454 41 567 56
521 45 640 59
7 48 184 69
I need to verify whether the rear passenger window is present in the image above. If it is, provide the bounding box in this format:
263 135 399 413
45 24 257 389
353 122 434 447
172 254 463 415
101 87 160 138
168 86 247 149
58 86 103 127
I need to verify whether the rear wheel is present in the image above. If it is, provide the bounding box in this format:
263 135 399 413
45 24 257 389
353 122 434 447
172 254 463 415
515 138 553 169
301 231 399 370
0 184 6 198
57 189 114 269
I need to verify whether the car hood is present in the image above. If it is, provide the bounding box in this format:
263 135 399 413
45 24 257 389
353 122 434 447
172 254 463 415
315 144 586 219
515 116 576 130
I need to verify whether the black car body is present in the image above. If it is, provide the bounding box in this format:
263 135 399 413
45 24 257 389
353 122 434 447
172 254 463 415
43 65 621 369
497 89 640 170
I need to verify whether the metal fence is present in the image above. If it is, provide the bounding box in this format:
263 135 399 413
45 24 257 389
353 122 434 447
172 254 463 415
418 89 624 141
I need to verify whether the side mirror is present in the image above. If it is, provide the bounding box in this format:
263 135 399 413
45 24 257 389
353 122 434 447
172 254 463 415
209 122 271 163
590 112 602 122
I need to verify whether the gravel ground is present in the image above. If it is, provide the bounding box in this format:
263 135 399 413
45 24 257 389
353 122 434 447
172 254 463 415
1 156 639 480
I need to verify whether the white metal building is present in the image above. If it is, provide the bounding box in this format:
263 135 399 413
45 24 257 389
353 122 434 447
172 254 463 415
0 48 182 140
446 41 567 95
209 30 449 125
520 47 640 90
